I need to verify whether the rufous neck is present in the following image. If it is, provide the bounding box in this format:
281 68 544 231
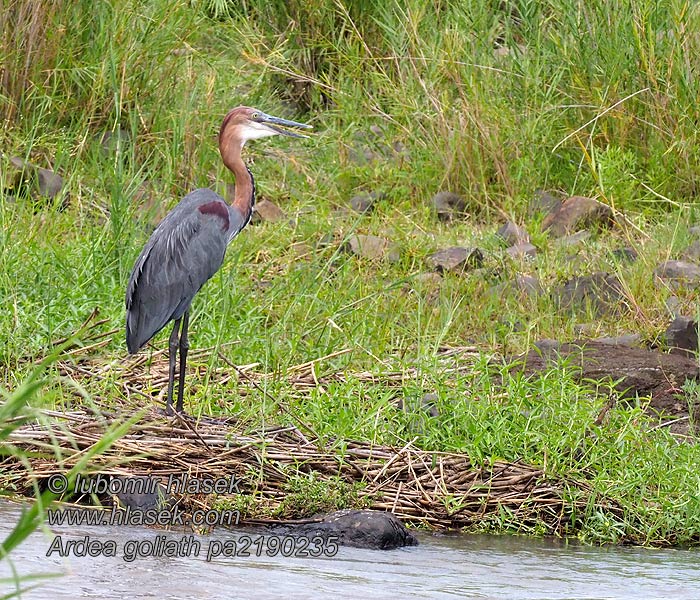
219 135 254 216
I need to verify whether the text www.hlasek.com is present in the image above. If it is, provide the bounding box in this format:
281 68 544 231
47 504 238 528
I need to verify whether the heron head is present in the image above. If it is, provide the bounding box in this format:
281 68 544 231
219 106 312 149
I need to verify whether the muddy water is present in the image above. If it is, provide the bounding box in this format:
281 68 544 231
1 500 698 599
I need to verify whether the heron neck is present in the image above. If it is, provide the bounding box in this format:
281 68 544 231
223 146 255 220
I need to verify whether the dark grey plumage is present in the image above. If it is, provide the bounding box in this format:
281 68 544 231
124 106 311 415
125 188 249 354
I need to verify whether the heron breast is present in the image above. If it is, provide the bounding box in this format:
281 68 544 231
198 200 230 231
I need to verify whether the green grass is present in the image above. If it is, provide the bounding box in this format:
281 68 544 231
1 0 700 546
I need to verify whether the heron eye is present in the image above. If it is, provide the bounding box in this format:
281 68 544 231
251 112 260 120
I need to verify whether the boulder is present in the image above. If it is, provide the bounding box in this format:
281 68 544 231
654 260 700 288
665 316 699 356
7 156 64 200
496 221 530 246
506 242 537 259
611 247 638 263
529 189 562 216
432 192 467 221
347 234 400 262
681 240 700 263
252 199 285 223
426 247 483 274
542 196 613 237
552 272 626 316
350 191 383 214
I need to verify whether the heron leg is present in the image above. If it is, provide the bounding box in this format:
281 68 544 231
166 317 182 415
176 310 190 413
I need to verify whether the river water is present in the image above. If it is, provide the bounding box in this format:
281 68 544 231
1 500 698 599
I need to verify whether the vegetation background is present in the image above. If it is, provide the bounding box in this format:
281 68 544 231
1 0 699 545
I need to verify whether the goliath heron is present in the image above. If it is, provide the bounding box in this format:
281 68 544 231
125 106 311 414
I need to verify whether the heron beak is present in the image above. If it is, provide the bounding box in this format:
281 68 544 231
259 113 313 138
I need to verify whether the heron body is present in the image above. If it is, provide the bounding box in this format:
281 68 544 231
125 106 311 414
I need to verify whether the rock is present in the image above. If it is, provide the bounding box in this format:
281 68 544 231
420 393 440 418
666 296 682 316
252 199 285 223
689 225 700 238
542 196 614 237
506 242 537 259
552 272 626 316
290 242 312 259
611 247 638 263
272 510 418 550
414 272 443 287
529 189 561 216
426 247 483 274
574 323 599 336
654 260 700 288
665 316 699 356
432 192 467 221
8 156 64 200
492 274 543 299
554 230 591 248
496 221 530 245
594 333 641 347
349 191 382 214
681 240 700 263
517 340 700 420
347 234 399 262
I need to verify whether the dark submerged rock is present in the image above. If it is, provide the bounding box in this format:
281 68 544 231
271 510 418 550
665 316 699 357
426 247 483 274
432 191 467 221
542 196 614 237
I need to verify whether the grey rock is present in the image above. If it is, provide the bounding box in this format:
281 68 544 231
99 128 131 155
689 225 700 238
529 189 562 216
506 242 537 259
347 234 400 262
497 221 530 245
350 191 382 214
543 196 614 237
665 316 699 356
490 274 543 299
654 260 700 288
111 476 173 511
555 230 591 248
611 247 638 263
8 156 64 200
594 333 641 347
272 509 418 550
666 296 682 316
681 240 700 263
426 247 483 273
552 272 626 316
414 272 443 287
432 192 467 221
252 199 285 223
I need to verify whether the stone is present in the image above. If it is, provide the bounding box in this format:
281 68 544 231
529 189 561 216
552 272 626 316
506 242 537 259
426 247 483 274
554 230 591 248
666 296 682 316
99 128 131 155
689 225 700 238
112 476 173 511
611 247 638 263
270 509 418 550
542 196 614 237
665 316 699 356
8 156 64 200
594 333 641 347
252 199 285 223
347 234 399 262
654 260 700 288
290 242 312 259
431 191 467 221
349 191 381 214
517 340 700 420
490 274 543 299
414 272 443 287
681 240 700 263
496 221 530 245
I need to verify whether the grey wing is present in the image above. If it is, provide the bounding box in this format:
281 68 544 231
125 209 228 353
